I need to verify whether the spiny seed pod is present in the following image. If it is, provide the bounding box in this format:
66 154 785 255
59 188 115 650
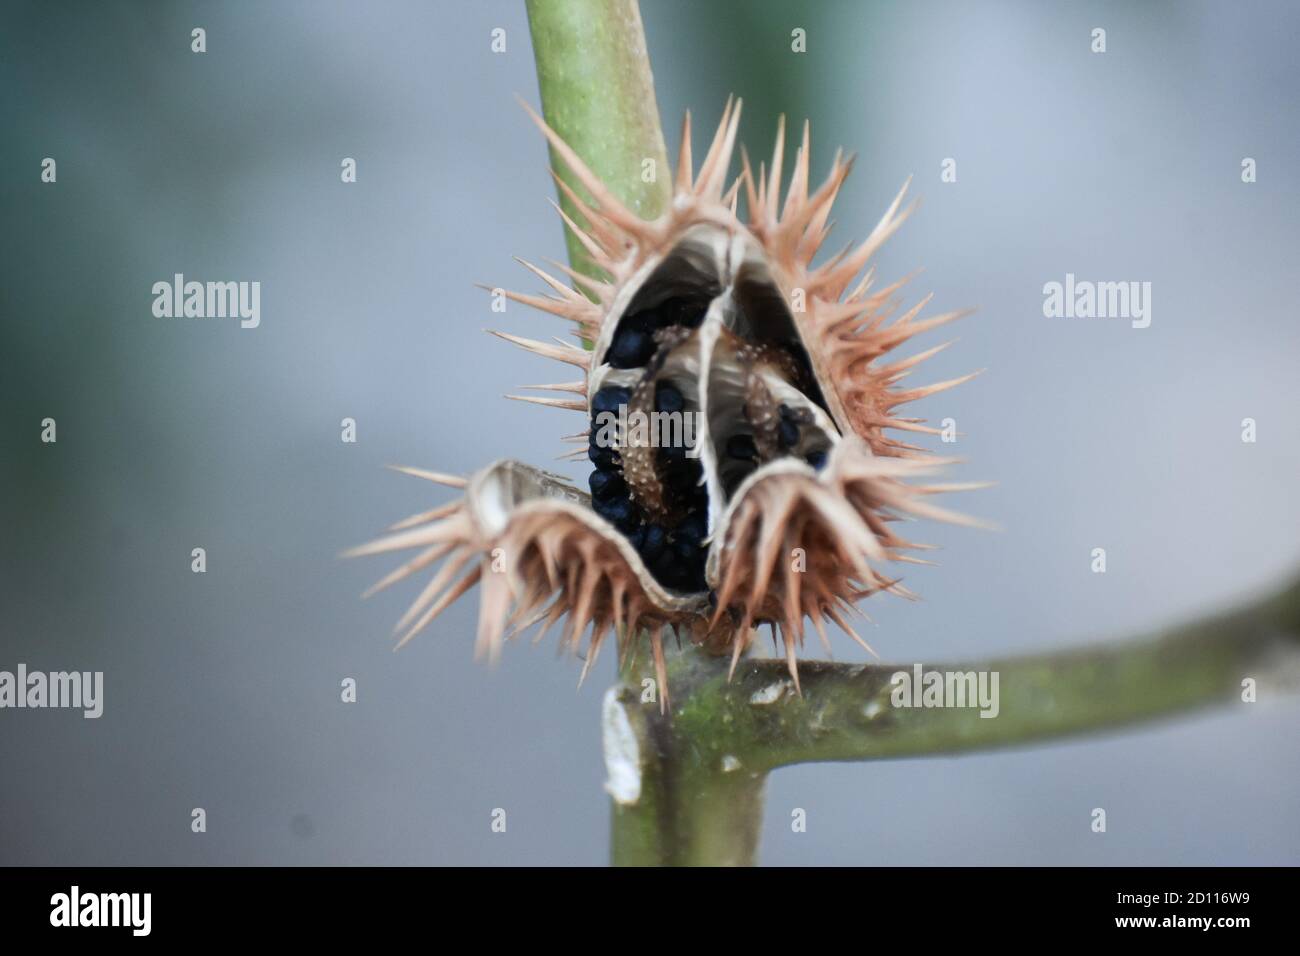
348 98 985 709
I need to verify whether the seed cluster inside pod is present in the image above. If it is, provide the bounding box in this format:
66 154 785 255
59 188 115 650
353 100 982 704
588 295 712 593
586 228 844 601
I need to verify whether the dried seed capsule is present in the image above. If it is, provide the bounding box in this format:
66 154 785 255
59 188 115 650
354 98 983 707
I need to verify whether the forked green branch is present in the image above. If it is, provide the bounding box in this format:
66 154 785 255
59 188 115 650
606 573 1299 864
656 573 1300 771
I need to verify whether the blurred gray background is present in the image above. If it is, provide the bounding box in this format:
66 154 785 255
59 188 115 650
2 0 1298 865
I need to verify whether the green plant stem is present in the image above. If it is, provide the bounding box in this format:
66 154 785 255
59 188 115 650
608 573 1300 864
607 681 767 866
675 574 1300 770
525 0 670 278
527 0 728 864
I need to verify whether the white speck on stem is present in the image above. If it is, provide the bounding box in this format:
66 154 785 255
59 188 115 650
602 687 641 806
721 754 742 773
750 681 790 706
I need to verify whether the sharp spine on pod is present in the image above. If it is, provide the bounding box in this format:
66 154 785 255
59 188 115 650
350 98 987 710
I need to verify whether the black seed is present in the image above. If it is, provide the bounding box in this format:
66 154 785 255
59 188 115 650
777 419 800 449
608 328 653 368
591 386 631 416
645 541 704 591
654 383 685 414
726 434 758 461
676 513 707 545
806 449 828 470
587 439 619 470
778 403 796 421
672 537 699 560
593 495 632 526
588 469 626 500
640 524 667 561
621 309 657 333
625 526 646 550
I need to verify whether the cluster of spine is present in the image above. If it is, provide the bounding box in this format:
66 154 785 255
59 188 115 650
351 99 981 703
